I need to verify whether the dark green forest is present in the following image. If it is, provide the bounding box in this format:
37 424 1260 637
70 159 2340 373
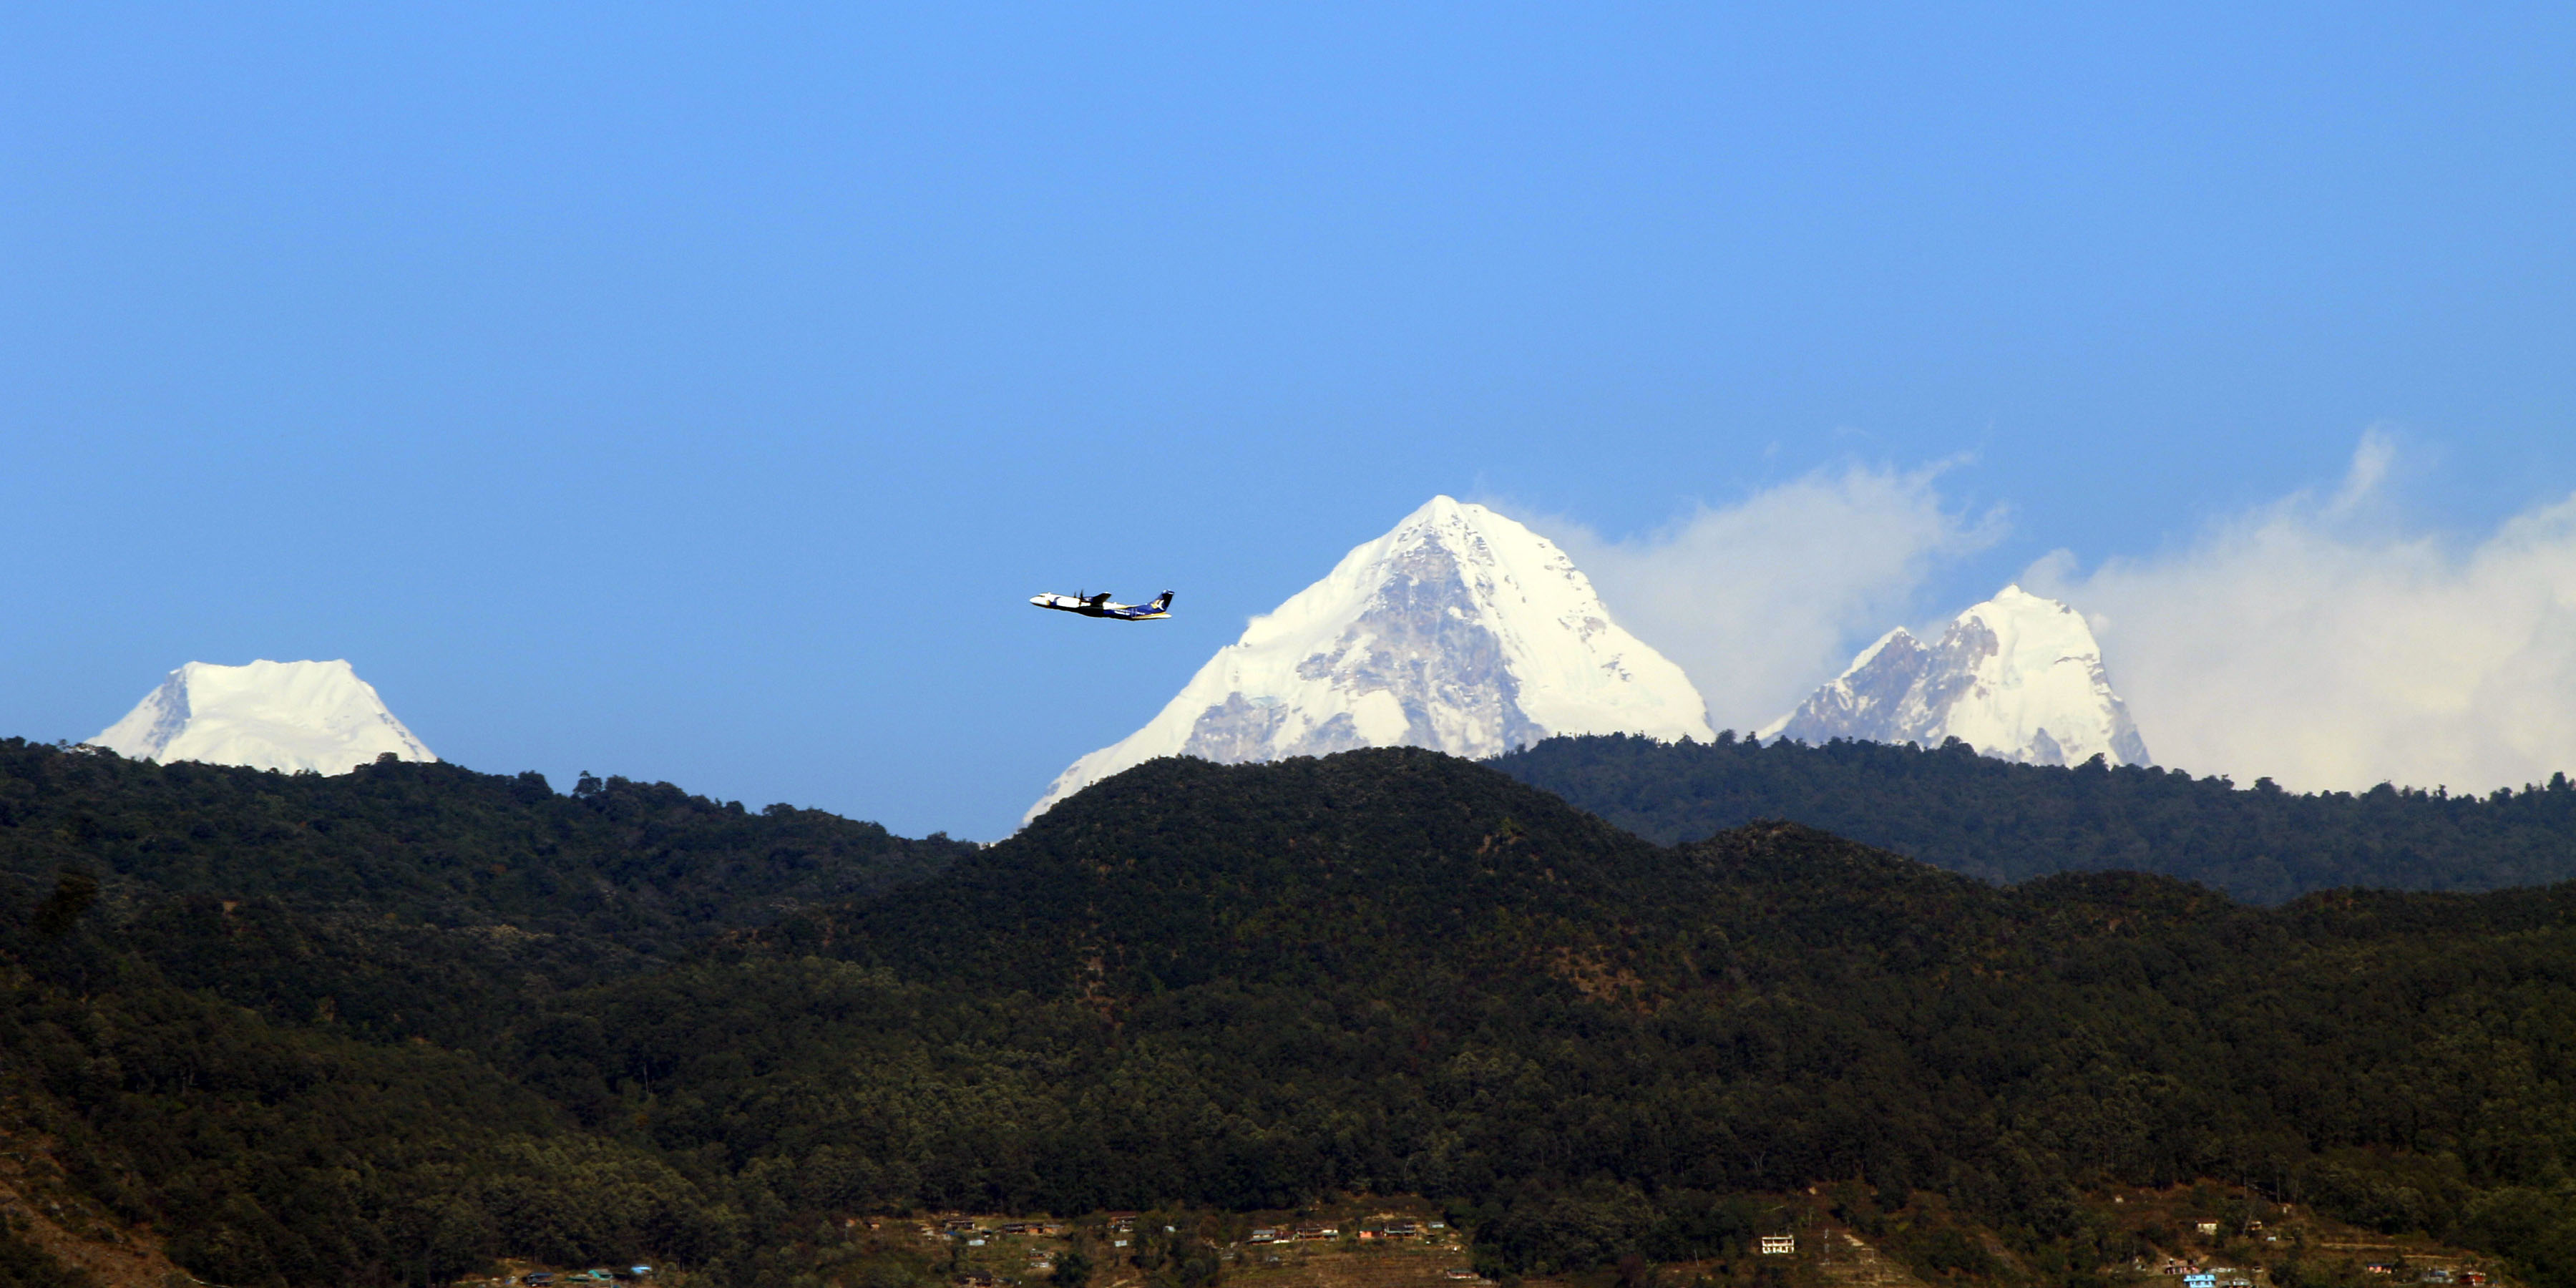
1496 732 2576 901
3 739 2575 1287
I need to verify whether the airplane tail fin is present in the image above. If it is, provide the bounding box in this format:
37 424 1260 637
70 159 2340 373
1152 590 1174 611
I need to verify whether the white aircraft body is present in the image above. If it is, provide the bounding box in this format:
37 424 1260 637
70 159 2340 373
1030 590 1174 620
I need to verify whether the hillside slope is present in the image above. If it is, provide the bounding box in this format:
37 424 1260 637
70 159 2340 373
4 743 2576 1286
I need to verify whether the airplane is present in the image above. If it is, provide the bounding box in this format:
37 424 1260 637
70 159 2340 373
1030 590 1175 620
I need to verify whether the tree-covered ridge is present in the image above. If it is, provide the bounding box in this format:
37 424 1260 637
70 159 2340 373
1493 732 2576 901
4 742 2576 1286
0 737 970 947
0 738 974 1284
620 751 2576 1283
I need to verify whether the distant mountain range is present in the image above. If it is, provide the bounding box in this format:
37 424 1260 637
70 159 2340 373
1761 585 2151 766
1028 496 1711 821
82 512 2152 816
1033 499 2157 824
89 659 435 775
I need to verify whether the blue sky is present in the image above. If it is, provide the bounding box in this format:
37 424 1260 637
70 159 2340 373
6 4 2573 837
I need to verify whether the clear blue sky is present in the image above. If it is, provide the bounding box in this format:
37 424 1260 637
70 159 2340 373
5 4 2572 837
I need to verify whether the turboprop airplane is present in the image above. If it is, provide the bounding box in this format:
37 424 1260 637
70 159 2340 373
1030 590 1174 620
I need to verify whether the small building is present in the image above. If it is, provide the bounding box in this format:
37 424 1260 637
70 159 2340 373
2196 1221 2220 1237
1248 1229 1279 1244
1759 1235 1795 1256
2185 1273 2216 1288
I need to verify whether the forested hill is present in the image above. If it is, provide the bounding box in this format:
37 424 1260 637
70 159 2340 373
1493 732 2576 902
683 751 2576 1284
8 741 2576 1287
0 737 968 947
0 737 970 1049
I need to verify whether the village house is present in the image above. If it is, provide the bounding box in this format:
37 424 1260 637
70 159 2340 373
1759 1236 1795 1256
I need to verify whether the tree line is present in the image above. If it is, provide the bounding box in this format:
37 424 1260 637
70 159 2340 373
1495 731 2576 900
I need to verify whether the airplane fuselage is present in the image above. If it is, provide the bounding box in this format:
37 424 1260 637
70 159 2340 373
1030 591 1172 620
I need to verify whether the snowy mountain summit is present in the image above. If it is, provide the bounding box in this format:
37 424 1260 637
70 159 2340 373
90 660 437 776
1026 497 1712 822
1760 585 2150 767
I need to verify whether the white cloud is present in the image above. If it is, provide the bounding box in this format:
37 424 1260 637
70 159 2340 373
1519 464 2003 734
2026 434 2576 793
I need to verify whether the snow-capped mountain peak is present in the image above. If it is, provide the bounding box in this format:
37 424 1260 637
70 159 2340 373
1025 496 1712 822
1760 585 2150 767
90 660 436 776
